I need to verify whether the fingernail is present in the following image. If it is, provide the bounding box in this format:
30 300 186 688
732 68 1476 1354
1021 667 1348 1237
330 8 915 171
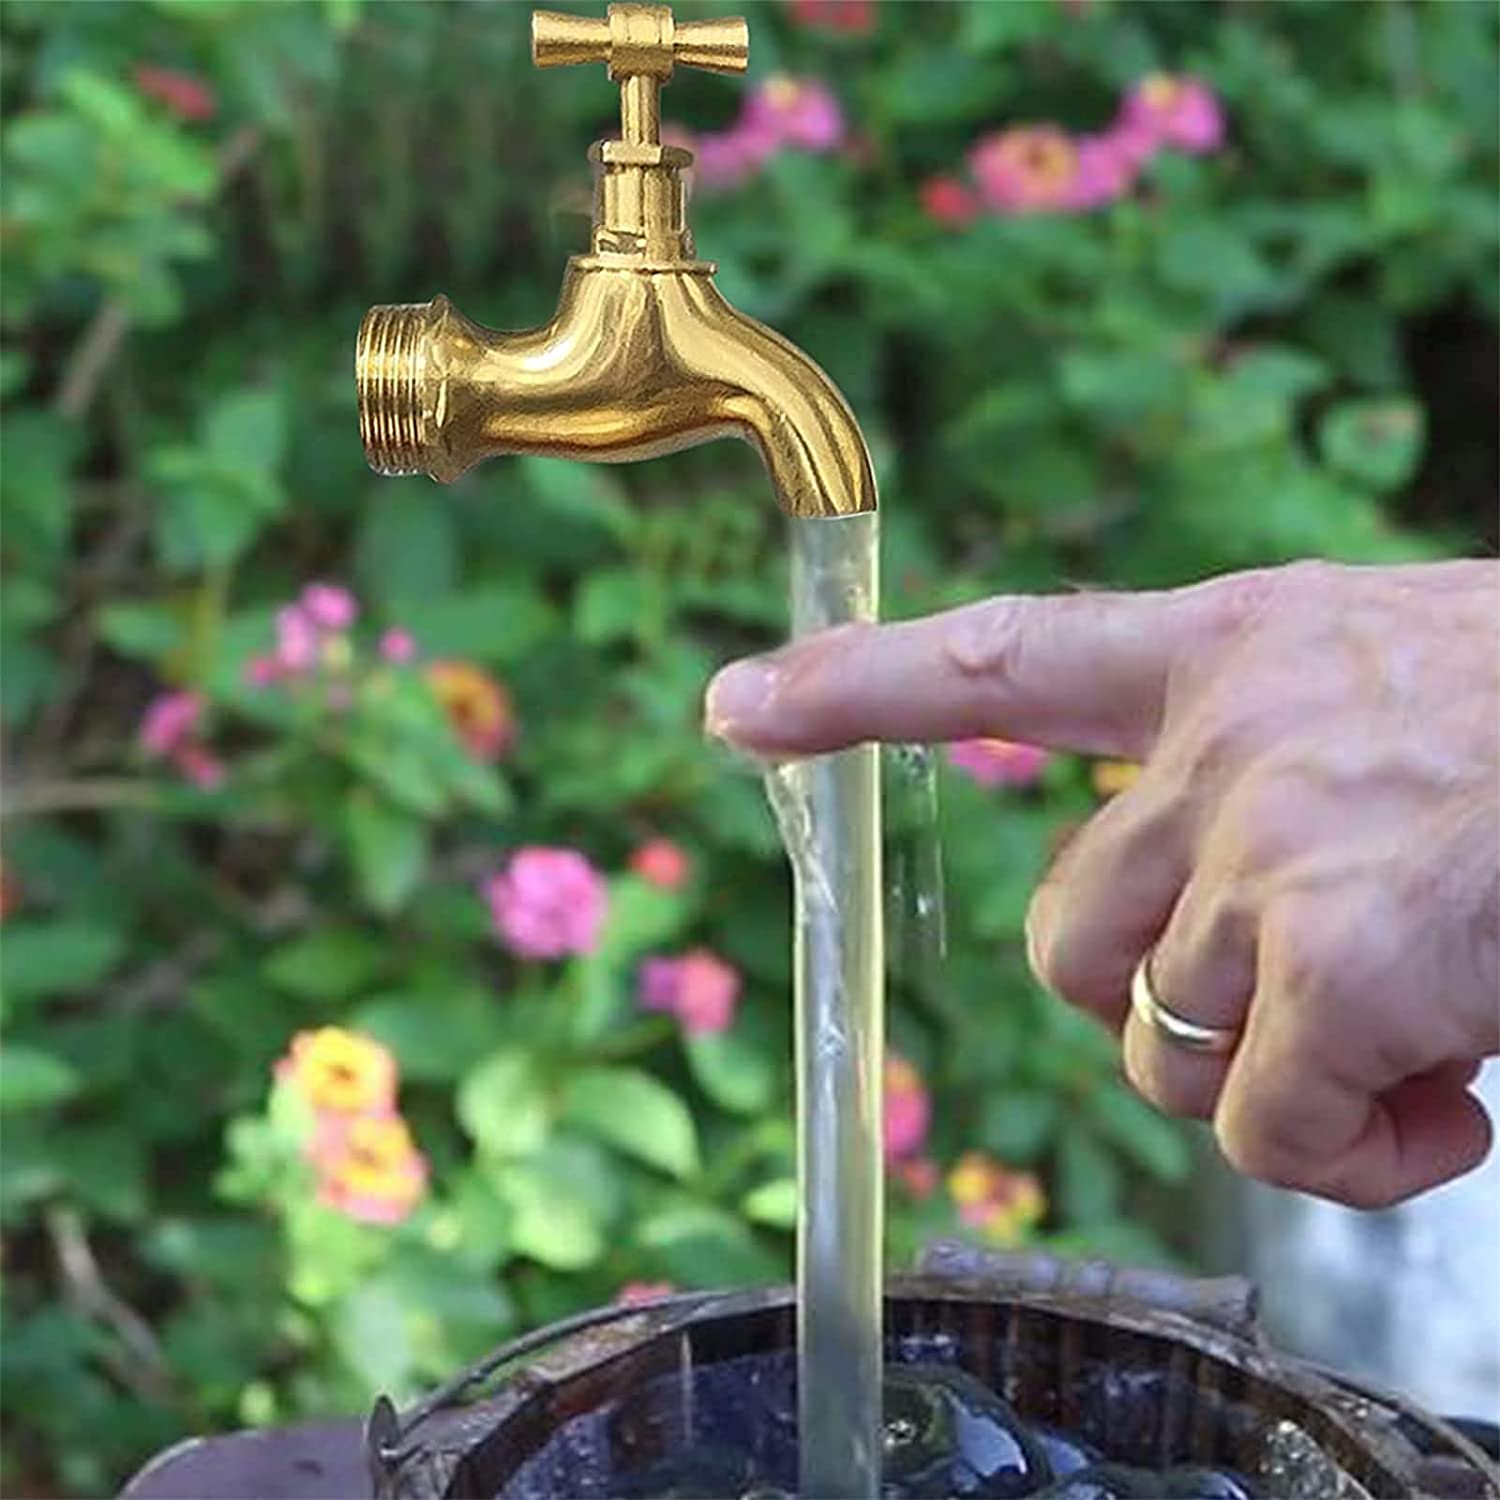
705 659 779 740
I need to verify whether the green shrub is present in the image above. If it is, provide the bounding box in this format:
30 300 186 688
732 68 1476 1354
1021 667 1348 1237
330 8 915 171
1 0 1494 1491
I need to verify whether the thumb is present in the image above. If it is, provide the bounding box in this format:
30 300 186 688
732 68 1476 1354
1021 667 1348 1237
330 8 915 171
704 578 1249 759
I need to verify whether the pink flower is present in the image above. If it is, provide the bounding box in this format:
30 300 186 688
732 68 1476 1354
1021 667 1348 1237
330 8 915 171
971 126 1082 215
486 847 609 960
743 75 844 152
616 1280 677 1305
639 949 742 1036
1066 130 1141 210
630 838 691 890
947 737 1051 789
275 606 317 673
175 744 225 790
920 175 980 228
689 127 774 190
139 691 203 757
1118 74 1225 156
884 1054 931 1164
379 627 416 664
300 583 359 632
245 655 282 688
134 64 216 122
309 1110 428 1227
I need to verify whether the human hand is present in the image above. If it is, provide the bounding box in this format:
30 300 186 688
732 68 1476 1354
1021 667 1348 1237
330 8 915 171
705 559 1499 1208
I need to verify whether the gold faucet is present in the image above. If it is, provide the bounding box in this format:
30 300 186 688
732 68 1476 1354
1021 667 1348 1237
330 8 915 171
355 3 876 518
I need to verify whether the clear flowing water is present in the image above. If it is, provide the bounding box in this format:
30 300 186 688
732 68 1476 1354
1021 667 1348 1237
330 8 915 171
766 512 884 1500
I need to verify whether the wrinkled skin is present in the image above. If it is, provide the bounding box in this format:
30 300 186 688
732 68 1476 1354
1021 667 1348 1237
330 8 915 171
706 560 1500 1209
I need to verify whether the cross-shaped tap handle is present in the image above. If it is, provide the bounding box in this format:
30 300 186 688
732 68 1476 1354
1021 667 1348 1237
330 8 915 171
532 4 748 146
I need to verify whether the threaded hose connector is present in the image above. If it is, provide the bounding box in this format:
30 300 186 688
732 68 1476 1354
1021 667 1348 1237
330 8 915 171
356 300 440 477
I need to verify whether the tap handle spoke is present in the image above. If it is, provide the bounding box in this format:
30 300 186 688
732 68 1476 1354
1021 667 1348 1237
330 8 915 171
533 5 747 144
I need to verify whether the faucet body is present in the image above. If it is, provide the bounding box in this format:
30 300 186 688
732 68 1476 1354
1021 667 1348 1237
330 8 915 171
355 5 876 519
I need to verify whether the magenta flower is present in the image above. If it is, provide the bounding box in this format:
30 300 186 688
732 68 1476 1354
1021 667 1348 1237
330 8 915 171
1118 74 1225 155
486 847 608 960
884 1053 931 1164
379 627 416 664
639 949 742 1036
743 76 844 152
690 128 774 190
675 74 845 195
245 655 281 688
275 605 318 674
174 744 226 790
139 690 203 757
300 583 358 632
947 737 1051 789
1066 131 1141 210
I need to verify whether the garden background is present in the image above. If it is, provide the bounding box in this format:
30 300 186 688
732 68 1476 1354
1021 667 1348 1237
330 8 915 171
1 0 1496 1493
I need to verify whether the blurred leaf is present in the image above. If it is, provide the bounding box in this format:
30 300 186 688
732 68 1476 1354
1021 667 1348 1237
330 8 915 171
395 582 557 665
343 789 427 915
0 922 124 1004
458 1049 550 1159
0 409 78 567
596 876 689 964
96 602 189 662
355 490 458 608
1055 1124 1121 1226
1088 1087 1192 1184
685 1024 775 1116
265 929 383 1002
1318 399 1426 493
635 1197 784 1286
576 567 658 646
492 1159 602 1271
353 986 508 1083
740 1177 797 1230
205 389 286 472
977 1089 1059 1165
563 1067 700 1180
0 1046 83 1112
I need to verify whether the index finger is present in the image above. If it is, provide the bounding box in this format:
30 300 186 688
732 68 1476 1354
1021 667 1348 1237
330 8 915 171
704 574 1258 759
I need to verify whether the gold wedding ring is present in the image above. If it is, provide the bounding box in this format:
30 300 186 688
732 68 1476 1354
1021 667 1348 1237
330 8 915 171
1130 955 1240 1056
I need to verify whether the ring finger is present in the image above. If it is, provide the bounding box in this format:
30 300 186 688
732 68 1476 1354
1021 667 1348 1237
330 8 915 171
1122 872 1258 1120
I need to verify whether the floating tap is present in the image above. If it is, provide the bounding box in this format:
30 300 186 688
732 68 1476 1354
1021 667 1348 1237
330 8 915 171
355 3 876 518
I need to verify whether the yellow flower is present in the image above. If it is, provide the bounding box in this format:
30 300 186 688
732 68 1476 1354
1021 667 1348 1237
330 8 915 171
426 660 515 762
1091 759 1141 798
947 1151 1047 1245
275 1028 397 1115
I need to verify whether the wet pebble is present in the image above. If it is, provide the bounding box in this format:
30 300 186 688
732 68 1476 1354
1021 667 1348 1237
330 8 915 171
881 1365 1048 1498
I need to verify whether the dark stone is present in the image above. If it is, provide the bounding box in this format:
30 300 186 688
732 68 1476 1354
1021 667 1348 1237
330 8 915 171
881 1365 1047 1498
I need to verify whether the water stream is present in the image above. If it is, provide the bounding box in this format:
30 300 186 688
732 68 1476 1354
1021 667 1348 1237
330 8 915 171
766 512 884 1500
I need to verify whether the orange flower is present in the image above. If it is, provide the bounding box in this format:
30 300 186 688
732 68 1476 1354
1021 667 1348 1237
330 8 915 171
948 1151 1047 1246
1092 760 1141 798
312 1112 428 1226
275 1028 397 1115
426 661 514 762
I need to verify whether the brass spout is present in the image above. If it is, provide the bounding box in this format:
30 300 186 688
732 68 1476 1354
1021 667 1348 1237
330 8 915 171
356 266 876 518
355 4 876 518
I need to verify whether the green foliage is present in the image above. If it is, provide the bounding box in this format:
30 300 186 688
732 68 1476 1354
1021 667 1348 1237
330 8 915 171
1 0 1494 1491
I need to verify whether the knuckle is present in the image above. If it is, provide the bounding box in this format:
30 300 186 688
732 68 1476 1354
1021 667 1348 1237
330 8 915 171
1262 899 1344 1003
